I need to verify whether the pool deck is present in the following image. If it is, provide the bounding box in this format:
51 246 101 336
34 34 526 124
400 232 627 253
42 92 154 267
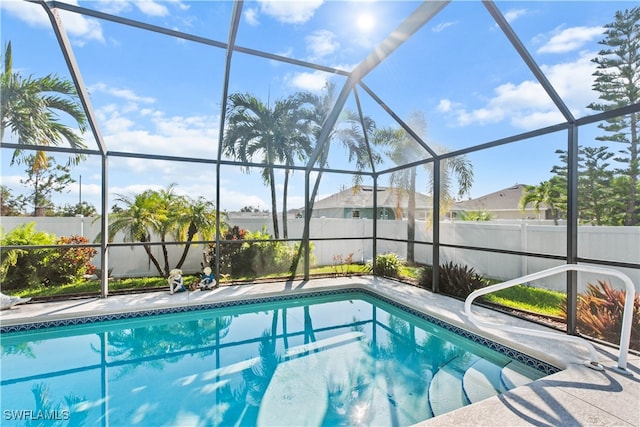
1 276 638 426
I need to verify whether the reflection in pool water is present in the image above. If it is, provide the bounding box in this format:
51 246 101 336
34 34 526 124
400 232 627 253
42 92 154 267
0 291 553 426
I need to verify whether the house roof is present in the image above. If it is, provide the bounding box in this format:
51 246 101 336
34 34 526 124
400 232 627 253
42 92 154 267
312 186 432 210
453 184 547 211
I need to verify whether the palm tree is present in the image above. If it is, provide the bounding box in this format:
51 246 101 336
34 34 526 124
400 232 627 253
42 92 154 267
102 184 213 277
173 196 223 269
373 121 422 264
297 83 378 207
1 41 87 170
153 184 187 275
280 109 311 239
102 189 166 276
519 178 566 225
373 111 473 263
288 83 379 275
223 92 305 239
427 147 474 224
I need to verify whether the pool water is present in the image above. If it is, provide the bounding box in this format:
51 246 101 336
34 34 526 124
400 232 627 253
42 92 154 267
0 291 553 426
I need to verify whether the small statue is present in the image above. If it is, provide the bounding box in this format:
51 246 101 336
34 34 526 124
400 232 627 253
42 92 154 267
0 292 31 310
168 268 186 294
198 266 217 291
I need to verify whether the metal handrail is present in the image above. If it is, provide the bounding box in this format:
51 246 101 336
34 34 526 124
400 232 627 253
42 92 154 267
464 264 635 374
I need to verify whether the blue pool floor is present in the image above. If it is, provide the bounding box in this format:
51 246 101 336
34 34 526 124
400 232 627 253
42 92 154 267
1 276 638 426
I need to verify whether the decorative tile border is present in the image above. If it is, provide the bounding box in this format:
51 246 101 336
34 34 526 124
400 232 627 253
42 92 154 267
0 287 560 375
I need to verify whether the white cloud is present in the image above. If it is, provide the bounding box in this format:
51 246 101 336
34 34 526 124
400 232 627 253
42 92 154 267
258 0 323 24
504 9 527 24
110 182 167 197
99 109 135 134
285 71 329 91
449 79 554 128
244 8 260 26
95 0 133 15
136 0 169 17
1 0 104 44
442 51 598 130
540 52 598 112
432 21 456 33
96 0 188 16
537 26 603 54
166 0 190 12
436 99 453 113
1 175 23 187
331 62 358 73
220 188 267 212
0 0 49 27
306 30 339 60
96 101 219 162
88 83 156 104
510 110 565 129
105 121 218 158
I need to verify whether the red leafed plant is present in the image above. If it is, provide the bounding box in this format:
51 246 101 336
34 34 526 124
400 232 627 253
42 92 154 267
563 280 640 352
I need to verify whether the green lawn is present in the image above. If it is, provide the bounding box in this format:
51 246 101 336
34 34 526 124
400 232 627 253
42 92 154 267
13 276 170 298
13 264 370 299
482 285 566 317
12 266 566 320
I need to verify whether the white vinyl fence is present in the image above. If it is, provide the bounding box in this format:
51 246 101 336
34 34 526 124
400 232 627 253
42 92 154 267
1 216 638 292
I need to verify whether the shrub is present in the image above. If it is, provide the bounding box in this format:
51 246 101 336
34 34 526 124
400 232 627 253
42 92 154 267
208 226 246 275
456 210 494 221
562 280 640 352
418 261 486 298
367 253 404 278
206 226 313 278
1 223 57 290
0 223 97 290
40 235 98 287
236 229 293 276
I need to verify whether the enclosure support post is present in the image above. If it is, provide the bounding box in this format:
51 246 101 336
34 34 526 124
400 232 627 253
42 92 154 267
432 159 441 293
101 155 109 298
373 177 378 275
304 170 310 280
567 124 579 334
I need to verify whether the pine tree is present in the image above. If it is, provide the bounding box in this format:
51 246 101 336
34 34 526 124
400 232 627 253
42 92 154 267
18 155 74 216
587 7 640 226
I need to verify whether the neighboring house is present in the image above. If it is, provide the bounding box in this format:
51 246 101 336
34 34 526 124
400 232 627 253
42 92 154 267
309 185 432 220
228 184 551 222
452 184 552 220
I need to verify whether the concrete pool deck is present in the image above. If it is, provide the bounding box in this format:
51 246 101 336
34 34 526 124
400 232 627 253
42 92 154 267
1 276 638 426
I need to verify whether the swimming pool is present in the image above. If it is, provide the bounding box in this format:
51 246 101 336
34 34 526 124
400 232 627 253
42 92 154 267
0 289 558 426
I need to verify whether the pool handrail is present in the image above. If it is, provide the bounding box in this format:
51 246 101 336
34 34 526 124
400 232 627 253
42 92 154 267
464 264 635 374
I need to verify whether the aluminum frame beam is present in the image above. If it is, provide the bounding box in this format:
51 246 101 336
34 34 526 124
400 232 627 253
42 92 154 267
483 1 575 122
306 1 450 171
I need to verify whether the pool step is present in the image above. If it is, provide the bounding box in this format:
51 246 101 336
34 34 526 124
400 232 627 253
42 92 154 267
429 355 478 416
430 357 538 416
462 358 508 403
501 361 545 389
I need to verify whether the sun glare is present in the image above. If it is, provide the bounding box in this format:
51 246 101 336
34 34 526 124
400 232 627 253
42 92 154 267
356 13 375 32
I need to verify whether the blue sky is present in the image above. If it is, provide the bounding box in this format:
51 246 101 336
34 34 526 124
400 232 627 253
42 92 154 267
1 0 637 214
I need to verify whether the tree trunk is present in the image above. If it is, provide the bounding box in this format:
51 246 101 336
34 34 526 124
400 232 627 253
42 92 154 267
626 112 638 225
161 235 170 276
269 168 280 239
289 169 324 276
143 243 164 277
175 223 197 269
407 167 416 264
282 169 289 239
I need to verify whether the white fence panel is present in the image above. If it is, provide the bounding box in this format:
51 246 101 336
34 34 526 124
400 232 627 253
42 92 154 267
1 217 637 291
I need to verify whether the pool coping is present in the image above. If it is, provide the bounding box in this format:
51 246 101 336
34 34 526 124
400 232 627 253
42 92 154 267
1 276 638 426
